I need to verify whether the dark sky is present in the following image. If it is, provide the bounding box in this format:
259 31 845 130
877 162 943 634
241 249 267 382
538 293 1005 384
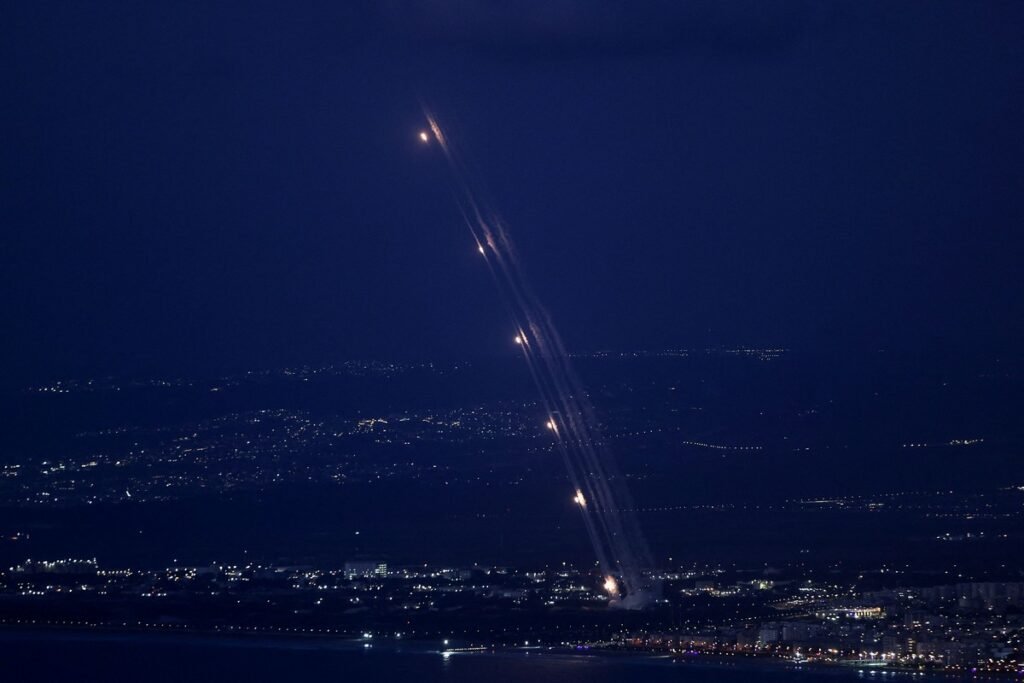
2 1 1022 384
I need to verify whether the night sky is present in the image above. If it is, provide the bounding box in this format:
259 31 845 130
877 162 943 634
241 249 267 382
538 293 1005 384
3 1 1022 386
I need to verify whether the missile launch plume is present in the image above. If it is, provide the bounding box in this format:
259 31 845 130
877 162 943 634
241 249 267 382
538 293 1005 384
421 106 660 608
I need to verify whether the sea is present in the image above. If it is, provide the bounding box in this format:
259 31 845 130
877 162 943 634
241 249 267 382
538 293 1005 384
0 631 964 683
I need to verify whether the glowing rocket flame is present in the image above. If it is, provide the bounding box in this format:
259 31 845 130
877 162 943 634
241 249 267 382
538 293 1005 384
422 107 658 609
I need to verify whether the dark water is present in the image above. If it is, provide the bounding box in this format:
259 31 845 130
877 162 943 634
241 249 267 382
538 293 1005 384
0 631 956 683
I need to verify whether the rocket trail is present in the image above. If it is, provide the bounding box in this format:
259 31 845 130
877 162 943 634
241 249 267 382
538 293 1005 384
421 107 660 608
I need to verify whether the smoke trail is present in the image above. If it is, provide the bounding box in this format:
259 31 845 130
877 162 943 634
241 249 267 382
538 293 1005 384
422 106 660 608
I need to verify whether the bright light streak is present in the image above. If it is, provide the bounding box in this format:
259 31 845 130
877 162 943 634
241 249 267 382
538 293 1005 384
422 106 658 609
427 117 446 147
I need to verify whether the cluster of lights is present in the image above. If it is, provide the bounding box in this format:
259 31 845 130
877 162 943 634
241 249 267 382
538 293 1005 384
681 440 763 452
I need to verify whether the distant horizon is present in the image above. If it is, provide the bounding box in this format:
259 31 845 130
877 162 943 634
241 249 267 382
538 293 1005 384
13 342 1024 389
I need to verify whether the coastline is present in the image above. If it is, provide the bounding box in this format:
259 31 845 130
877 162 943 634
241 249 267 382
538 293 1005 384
0 625 992 681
